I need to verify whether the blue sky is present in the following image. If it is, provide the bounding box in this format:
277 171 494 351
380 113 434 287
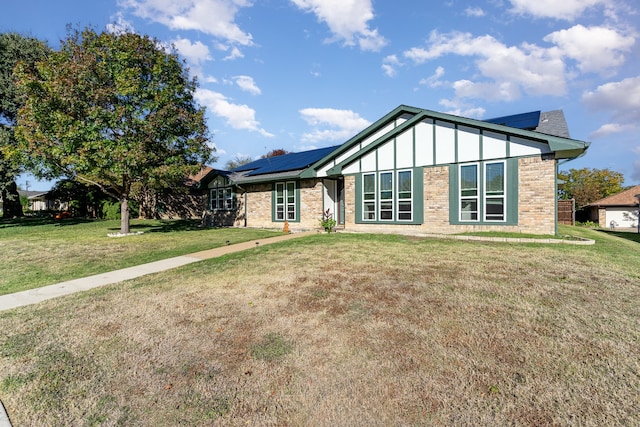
2 0 639 190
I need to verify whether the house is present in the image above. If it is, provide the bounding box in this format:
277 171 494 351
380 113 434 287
585 185 640 229
199 105 590 235
15 190 68 212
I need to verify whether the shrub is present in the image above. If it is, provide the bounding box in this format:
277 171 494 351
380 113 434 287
319 208 337 233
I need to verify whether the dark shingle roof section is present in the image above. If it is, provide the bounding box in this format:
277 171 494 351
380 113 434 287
232 145 341 176
536 110 570 138
484 109 570 138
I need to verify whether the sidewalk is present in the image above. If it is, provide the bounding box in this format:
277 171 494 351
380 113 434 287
0 231 316 312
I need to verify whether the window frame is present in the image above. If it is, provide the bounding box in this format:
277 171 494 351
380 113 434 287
273 181 299 222
209 186 235 211
359 169 416 223
451 159 515 225
459 163 479 222
484 161 506 222
362 173 377 221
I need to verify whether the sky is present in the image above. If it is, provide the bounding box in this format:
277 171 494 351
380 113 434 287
2 0 639 191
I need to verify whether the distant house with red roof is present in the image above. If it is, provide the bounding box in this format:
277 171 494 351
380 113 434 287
586 185 640 229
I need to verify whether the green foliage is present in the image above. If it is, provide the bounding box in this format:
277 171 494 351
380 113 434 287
0 32 50 218
319 208 337 233
558 168 625 208
14 27 213 233
100 199 139 220
100 200 121 220
224 154 253 170
575 221 600 228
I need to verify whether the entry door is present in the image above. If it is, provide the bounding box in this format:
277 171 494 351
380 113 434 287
323 178 345 225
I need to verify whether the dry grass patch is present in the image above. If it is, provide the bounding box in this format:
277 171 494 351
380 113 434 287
0 230 638 426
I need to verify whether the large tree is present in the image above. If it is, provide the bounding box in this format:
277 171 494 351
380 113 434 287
15 28 213 233
558 167 625 208
0 32 50 218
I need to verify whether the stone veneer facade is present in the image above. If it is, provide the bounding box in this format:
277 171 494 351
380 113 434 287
224 155 557 235
233 179 324 230
344 155 557 235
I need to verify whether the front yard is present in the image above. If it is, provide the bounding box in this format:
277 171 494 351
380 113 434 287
0 218 282 295
0 225 638 425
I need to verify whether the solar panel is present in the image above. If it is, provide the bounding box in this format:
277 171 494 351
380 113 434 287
231 145 340 176
484 111 541 130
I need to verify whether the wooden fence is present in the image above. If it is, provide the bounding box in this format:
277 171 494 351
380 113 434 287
558 199 575 225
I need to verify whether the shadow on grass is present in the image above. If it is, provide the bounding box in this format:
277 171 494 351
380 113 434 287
0 216 95 229
106 219 205 233
597 229 640 244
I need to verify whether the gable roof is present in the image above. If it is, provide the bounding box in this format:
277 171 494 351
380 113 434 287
187 166 231 188
305 105 589 177
587 185 640 207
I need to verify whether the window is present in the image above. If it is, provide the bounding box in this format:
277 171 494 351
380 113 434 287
379 172 393 220
363 173 376 220
210 187 234 211
397 170 412 221
362 170 413 222
485 162 505 221
457 161 508 223
459 164 478 221
275 181 297 221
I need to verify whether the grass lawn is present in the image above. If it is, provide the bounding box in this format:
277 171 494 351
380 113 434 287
0 225 638 425
0 218 283 295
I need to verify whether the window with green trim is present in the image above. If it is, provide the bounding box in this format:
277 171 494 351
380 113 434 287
362 170 413 222
460 164 478 221
210 187 234 211
458 161 507 223
363 173 376 220
485 162 505 221
275 181 297 221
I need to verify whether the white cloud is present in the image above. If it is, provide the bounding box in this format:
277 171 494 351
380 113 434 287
223 46 244 61
633 147 640 183
382 55 401 77
290 0 387 51
589 123 636 139
583 76 640 139
465 7 485 17
120 0 254 46
582 76 640 122
171 36 212 66
404 31 567 100
195 89 274 137
508 0 607 20
544 25 635 74
299 108 371 143
419 66 445 87
438 98 486 119
233 75 261 95
106 12 136 34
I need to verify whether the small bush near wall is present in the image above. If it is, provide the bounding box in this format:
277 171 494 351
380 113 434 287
100 200 139 220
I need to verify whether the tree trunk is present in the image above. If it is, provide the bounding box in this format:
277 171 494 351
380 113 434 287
120 196 130 234
2 181 24 218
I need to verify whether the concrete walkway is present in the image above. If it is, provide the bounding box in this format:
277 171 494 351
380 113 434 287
0 231 316 312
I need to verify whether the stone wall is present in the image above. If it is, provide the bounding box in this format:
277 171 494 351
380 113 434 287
344 156 558 235
196 155 558 235
234 179 324 230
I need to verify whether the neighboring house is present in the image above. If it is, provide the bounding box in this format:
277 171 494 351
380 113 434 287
585 185 640 229
198 105 590 235
16 190 68 212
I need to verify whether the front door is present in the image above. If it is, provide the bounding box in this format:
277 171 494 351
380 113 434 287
323 178 345 225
